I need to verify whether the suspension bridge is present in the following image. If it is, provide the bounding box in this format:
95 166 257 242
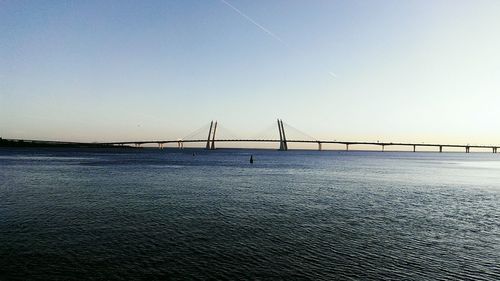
95 119 498 153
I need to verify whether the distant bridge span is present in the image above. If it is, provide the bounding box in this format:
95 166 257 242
102 138 498 153
100 120 499 154
4 120 498 153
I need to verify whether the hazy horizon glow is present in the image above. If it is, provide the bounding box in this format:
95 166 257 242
1 0 500 146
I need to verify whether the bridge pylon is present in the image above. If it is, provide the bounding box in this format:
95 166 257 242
278 119 284 150
210 121 218 150
277 119 288 151
206 121 214 150
205 120 217 150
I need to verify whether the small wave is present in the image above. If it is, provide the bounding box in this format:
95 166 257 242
456 161 500 169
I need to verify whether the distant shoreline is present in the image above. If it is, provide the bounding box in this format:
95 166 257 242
0 138 124 148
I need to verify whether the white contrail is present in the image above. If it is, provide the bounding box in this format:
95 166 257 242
219 0 288 46
219 0 337 80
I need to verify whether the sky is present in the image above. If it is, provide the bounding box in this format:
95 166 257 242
1 0 500 147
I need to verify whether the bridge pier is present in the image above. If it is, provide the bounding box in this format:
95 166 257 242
413 145 416 152
317 142 322 151
382 145 385 152
466 146 470 153
346 144 349 151
158 143 164 149
439 146 443 153
493 147 497 153
177 141 184 149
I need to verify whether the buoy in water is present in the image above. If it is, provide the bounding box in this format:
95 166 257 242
250 155 254 164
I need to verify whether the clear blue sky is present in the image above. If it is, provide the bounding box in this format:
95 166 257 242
1 0 500 145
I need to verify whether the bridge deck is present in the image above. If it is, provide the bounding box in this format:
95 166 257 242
98 139 497 149
4 138 499 151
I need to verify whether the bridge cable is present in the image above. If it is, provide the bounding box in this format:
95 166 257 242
215 124 240 140
249 122 279 140
181 122 212 140
281 121 319 142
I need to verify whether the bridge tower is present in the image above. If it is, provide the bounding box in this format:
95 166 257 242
210 121 218 150
206 121 214 149
281 120 288 150
277 119 288 151
278 119 284 150
205 120 217 150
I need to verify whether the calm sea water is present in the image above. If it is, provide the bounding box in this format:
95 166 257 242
1 148 499 280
